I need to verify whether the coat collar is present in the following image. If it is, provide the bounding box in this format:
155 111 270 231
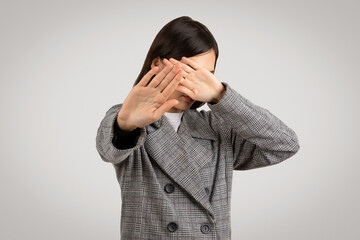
152 109 217 140
144 109 217 219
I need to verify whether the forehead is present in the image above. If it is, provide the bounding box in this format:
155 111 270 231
188 49 216 71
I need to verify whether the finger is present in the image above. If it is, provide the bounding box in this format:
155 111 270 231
153 99 179 119
137 67 159 87
148 59 174 88
161 70 183 97
157 62 181 91
176 85 197 98
148 58 173 88
181 56 201 70
169 58 193 73
179 76 193 89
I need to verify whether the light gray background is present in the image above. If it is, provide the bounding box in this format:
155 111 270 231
1 0 359 239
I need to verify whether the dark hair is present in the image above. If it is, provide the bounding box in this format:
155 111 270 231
133 16 219 109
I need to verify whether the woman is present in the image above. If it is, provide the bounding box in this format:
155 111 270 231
96 16 300 239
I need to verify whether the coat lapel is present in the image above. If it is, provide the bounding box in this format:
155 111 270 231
144 110 217 219
177 110 217 170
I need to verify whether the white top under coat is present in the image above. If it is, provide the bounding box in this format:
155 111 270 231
164 112 183 132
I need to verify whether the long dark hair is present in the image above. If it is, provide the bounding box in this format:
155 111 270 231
133 16 219 109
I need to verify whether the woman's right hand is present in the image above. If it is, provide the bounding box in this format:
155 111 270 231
116 59 183 131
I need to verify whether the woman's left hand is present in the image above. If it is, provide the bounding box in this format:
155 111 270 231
169 57 226 103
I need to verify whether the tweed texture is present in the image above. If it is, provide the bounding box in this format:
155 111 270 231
96 82 300 239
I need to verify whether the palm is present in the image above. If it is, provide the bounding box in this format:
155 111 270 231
117 60 183 131
124 86 166 127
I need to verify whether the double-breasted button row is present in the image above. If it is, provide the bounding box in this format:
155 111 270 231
167 222 211 234
164 183 175 193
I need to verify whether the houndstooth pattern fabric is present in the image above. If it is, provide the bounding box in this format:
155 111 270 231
95 82 300 239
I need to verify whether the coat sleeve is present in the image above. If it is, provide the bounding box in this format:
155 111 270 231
95 104 147 164
207 82 300 170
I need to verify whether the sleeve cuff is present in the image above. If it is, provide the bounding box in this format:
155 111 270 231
109 108 146 154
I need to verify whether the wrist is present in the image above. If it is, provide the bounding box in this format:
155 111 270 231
210 83 226 104
117 111 137 132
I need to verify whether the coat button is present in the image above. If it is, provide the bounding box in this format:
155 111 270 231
205 187 210 195
167 222 178 232
164 183 175 193
201 224 211 234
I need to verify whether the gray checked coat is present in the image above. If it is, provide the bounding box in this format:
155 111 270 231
96 82 300 239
